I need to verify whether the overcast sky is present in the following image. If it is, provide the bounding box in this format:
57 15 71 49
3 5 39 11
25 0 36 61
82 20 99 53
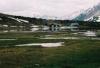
0 0 100 19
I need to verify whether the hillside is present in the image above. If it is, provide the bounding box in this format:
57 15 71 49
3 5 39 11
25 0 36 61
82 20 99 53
0 13 100 32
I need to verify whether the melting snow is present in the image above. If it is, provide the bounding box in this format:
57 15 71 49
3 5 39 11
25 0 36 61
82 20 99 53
16 42 64 47
84 31 96 37
0 39 16 40
8 17 29 23
41 37 80 39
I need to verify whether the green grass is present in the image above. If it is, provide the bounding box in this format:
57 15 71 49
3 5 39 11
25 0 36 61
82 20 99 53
0 32 100 68
0 38 65 46
0 40 100 68
0 32 83 39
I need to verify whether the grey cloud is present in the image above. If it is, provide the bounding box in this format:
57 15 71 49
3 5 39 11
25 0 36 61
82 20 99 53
0 0 99 19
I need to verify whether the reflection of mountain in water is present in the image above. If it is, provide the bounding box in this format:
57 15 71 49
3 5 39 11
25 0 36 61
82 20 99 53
75 3 100 21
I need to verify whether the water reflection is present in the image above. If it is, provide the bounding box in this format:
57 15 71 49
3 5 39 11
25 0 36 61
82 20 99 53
0 25 79 32
0 26 50 32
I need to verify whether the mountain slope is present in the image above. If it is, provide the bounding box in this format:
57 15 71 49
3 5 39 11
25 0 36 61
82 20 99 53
74 3 100 21
0 13 30 26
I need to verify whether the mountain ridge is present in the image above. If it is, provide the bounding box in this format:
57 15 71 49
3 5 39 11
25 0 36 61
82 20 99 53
74 3 100 21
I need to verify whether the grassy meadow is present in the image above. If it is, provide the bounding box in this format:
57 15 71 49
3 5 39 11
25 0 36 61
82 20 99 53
0 32 100 68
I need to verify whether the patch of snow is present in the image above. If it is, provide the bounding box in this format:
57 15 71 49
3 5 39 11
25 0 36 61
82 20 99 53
41 37 80 39
8 17 21 22
16 42 64 47
0 39 16 40
3 25 8 27
61 26 67 29
9 30 17 32
8 17 29 23
3 30 8 33
72 33 78 35
31 28 40 32
41 42 64 47
84 31 96 37
18 18 29 23
31 25 39 28
96 19 100 22
42 26 49 31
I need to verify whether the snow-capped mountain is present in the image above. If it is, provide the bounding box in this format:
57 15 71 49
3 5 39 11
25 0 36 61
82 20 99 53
74 3 100 21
